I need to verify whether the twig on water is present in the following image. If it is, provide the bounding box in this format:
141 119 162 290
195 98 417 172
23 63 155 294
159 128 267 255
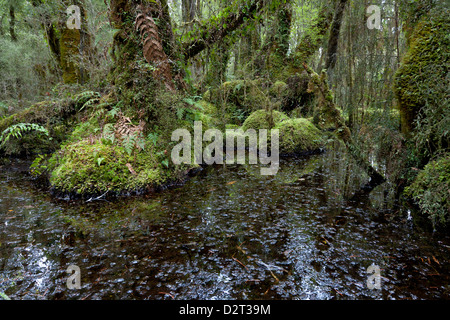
86 190 109 203
232 256 249 271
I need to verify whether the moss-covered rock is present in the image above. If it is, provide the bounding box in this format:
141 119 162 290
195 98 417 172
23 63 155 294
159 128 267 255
275 118 325 154
404 155 450 226
241 109 289 131
47 139 182 196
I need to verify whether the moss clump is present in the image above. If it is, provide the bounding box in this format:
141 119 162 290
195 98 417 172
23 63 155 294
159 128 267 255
393 9 449 135
242 109 289 131
49 139 171 196
405 155 450 226
203 80 270 125
197 100 217 116
268 81 288 100
275 118 324 154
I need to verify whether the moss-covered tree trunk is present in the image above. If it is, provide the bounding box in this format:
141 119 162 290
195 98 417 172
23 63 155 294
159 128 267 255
59 0 92 84
394 8 449 138
262 0 292 80
9 5 17 42
303 63 385 188
324 0 347 73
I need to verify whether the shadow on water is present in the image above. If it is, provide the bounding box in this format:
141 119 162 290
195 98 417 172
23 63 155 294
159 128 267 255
1 142 449 300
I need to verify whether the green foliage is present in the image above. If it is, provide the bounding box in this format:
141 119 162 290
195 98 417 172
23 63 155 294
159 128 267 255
0 123 49 149
204 80 271 125
0 27 56 103
0 102 8 119
405 155 450 226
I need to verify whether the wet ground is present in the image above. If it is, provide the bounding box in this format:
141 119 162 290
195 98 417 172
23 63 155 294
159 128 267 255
1 145 449 300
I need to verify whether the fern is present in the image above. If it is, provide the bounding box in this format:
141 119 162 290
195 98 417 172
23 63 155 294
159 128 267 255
147 132 159 146
75 91 101 107
102 123 116 144
0 123 49 149
123 134 137 156
176 107 185 120
79 98 100 111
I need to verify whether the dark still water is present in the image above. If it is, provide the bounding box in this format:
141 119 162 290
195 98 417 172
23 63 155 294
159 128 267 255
1 146 449 300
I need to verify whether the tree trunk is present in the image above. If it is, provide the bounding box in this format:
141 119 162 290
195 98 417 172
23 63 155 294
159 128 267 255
59 0 92 84
324 0 347 72
9 5 17 42
303 63 385 188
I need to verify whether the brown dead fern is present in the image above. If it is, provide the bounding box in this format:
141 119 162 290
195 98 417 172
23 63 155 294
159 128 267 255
135 12 174 90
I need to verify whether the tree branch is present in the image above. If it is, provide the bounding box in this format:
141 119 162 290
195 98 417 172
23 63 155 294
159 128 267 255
183 0 267 60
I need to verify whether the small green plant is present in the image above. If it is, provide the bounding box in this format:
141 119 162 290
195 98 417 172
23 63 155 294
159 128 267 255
0 291 11 300
147 132 159 146
0 123 50 149
0 102 8 119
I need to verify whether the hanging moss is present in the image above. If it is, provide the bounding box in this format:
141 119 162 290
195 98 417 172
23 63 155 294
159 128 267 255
393 9 449 135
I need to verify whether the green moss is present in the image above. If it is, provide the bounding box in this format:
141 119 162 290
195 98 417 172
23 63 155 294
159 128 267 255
49 139 170 195
404 155 450 226
60 28 81 84
197 100 217 115
275 118 325 154
268 81 288 100
241 109 289 131
204 80 270 113
393 10 449 135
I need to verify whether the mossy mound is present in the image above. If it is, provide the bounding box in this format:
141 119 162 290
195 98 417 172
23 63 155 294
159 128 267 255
268 81 288 100
0 91 100 156
405 155 450 226
47 139 177 196
275 118 325 154
203 80 270 125
241 109 289 131
393 9 449 135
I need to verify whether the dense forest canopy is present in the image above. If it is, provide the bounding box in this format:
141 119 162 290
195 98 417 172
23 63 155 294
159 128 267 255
0 0 448 227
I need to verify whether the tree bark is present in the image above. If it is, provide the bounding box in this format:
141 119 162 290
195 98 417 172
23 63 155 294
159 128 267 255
9 5 17 42
324 0 347 72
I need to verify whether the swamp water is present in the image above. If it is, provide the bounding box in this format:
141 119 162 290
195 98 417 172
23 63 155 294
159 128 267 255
0 144 449 300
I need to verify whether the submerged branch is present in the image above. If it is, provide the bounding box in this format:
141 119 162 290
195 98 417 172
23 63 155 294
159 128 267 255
302 63 385 188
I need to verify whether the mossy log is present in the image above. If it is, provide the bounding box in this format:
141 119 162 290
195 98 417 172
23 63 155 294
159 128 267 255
303 63 385 187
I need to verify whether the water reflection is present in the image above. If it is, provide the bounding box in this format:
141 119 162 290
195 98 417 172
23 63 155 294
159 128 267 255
0 145 449 300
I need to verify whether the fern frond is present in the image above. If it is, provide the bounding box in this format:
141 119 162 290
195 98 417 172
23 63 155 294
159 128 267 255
135 11 174 90
0 123 49 149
